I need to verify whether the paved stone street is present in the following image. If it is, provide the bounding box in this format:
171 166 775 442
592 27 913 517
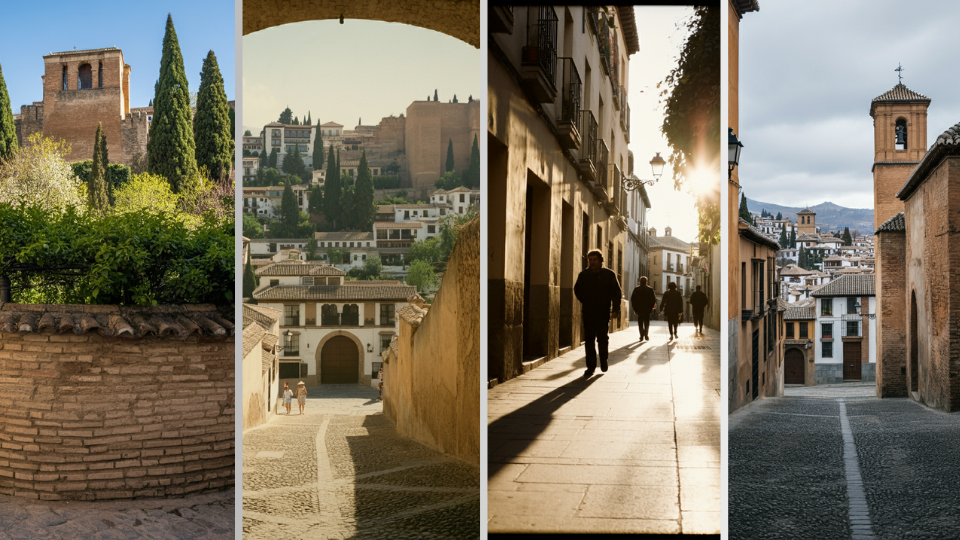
730 384 960 540
242 384 480 539
488 320 720 534
0 490 233 539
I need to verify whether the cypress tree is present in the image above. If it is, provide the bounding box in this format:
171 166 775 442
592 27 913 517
434 89 438 101
305 111 311 125
323 145 340 228
0 62 17 162
89 123 111 212
738 193 753 225
340 187 355 230
445 138 455 173
293 116 299 125
354 150 375 231
790 227 797 248
148 14 198 193
776 211 782 220
779 227 788 250
453 94 458 103
842 227 852 246
194 50 233 181
268 148 278 169
280 178 299 236
243 258 257 299
278 107 293 124
462 134 480 188
312 126 324 171
308 184 323 219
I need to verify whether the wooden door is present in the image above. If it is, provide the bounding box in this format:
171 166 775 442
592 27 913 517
785 348 805 384
843 341 862 380
321 336 359 384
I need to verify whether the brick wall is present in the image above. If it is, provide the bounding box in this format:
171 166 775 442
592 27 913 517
121 111 150 167
876 232 907 397
0 305 234 500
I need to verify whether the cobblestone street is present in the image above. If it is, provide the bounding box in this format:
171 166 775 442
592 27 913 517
488 321 720 534
242 384 480 539
730 384 960 540
0 490 233 539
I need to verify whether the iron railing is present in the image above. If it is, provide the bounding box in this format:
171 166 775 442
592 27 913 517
579 110 598 167
523 6 558 86
597 139 609 189
558 57 581 126
598 11 610 76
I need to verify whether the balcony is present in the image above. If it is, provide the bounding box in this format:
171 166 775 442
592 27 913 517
521 6 558 103
597 139 609 191
586 6 598 36
603 163 623 217
578 110 598 182
490 5 513 34
597 12 610 77
742 289 766 321
611 78 620 111
557 57 582 150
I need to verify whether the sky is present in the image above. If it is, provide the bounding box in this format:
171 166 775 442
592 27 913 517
738 0 960 210
243 19 482 133
629 5 704 245
0 1 235 114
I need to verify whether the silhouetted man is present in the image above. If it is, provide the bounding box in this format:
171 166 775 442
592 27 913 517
630 276 656 341
690 285 709 334
574 249 622 377
660 281 684 341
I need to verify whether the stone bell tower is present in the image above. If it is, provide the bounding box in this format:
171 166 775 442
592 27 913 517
797 208 816 235
870 82 930 229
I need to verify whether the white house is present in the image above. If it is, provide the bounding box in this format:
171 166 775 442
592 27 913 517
810 274 876 384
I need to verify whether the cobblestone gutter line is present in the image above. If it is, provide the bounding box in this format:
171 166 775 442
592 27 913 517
315 417 347 536
838 399 876 540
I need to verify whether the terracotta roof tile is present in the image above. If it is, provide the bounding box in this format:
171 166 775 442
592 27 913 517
253 284 417 301
810 274 875 297
255 261 346 277
0 304 233 340
875 212 905 234
872 83 930 103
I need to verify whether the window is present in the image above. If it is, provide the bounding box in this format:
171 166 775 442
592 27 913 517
284 305 299 326
342 304 360 326
372 361 382 376
428 225 436 234
822 341 833 358
98 62 103 88
62 66 68 90
847 320 860 337
380 334 393 352
847 297 857 315
78 64 92 89
283 333 299 356
821 298 833 316
301 277 314 285
380 303 395 326
786 322 794 338
270 279 279 287
321 304 339 325
822 323 833 339
460 194 465 202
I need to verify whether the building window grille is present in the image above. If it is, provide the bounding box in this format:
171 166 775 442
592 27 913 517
321 304 339 326
284 305 299 326
822 323 833 339
821 298 833 316
799 322 808 339
823 341 833 358
283 333 299 356
342 304 360 326
380 334 393 352
786 322 794 338
380 303 396 326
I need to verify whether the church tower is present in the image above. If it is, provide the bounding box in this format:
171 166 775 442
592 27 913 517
870 82 930 229
797 208 816 235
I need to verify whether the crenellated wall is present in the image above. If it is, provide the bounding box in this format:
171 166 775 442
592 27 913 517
0 304 235 500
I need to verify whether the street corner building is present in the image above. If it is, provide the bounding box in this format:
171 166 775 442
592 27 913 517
871 81 960 412
488 6 642 384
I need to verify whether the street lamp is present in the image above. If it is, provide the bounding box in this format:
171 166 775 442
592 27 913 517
622 152 666 191
728 127 743 179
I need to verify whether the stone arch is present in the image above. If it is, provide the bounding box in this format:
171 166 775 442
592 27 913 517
315 330 365 384
910 289 919 394
895 117 908 149
242 0 480 48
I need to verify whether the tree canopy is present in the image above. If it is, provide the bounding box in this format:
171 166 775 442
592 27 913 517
0 62 17 163
193 50 233 182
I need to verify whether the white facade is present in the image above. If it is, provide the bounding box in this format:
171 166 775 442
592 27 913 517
813 295 876 365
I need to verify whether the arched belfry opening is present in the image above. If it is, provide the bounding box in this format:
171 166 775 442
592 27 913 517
895 118 907 150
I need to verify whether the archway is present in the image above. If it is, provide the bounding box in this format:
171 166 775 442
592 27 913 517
243 0 480 48
320 335 360 384
784 347 805 385
910 290 919 394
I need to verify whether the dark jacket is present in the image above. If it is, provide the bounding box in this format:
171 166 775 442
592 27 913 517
690 291 709 313
630 284 657 317
660 289 684 316
574 267 622 320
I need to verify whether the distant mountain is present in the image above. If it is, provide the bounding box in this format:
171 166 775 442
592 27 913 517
746 199 875 235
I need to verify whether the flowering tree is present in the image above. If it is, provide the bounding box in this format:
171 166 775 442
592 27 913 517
0 134 84 212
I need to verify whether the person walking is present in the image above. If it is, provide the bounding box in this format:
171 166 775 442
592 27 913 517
297 381 307 415
689 285 709 334
574 249 622 378
282 383 293 415
377 366 384 401
660 282 684 341
630 276 657 341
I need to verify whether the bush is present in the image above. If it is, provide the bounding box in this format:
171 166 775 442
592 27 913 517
0 135 85 212
0 202 233 305
372 175 401 189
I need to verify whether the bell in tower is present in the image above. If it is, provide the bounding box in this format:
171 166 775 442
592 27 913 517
895 119 907 149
